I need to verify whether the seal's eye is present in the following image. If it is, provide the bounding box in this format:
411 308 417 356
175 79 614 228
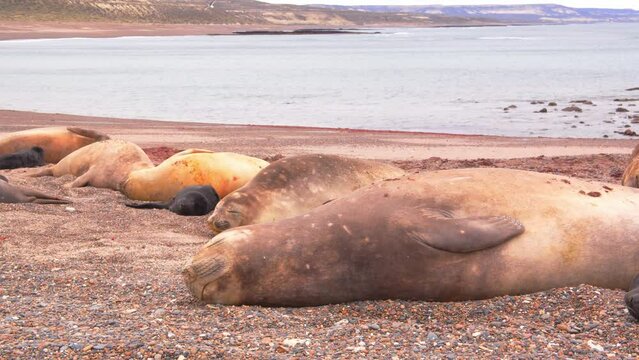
227 210 241 215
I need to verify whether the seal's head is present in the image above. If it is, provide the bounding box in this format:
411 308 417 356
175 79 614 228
207 191 259 234
182 229 253 305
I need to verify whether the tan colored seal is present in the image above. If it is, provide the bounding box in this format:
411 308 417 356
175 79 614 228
622 143 639 187
0 127 109 163
30 139 153 191
122 152 268 202
208 154 405 233
184 168 639 306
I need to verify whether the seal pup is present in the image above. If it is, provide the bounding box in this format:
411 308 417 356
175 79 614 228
122 152 268 202
184 168 639 307
208 154 405 233
0 147 45 170
0 127 109 163
126 185 219 216
622 143 639 187
625 275 639 320
30 139 154 191
0 177 69 204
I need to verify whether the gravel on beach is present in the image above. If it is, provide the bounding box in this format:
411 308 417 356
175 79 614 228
1 149 638 359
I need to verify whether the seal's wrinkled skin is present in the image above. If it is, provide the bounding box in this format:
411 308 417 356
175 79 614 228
622 144 639 187
185 168 639 307
0 127 109 164
122 151 268 202
30 140 153 191
126 185 219 216
208 154 405 233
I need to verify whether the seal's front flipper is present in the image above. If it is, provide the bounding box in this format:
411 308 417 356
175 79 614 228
406 210 524 253
624 274 639 321
65 170 93 188
66 127 110 141
30 197 71 205
19 186 71 204
125 202 168 210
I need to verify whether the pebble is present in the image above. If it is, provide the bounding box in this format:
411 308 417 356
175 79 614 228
427 332 439 341
65 206 76 212
587 340 604 352
368 323 380 330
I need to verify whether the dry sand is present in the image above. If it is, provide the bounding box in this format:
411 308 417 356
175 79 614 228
1 109 638 358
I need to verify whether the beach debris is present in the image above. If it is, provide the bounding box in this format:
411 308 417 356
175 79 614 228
614 98 639 102
616 107 629 112
548 101 557 106
65 206 76 212
627 87 639 91
571 100 594 105
615 129 638 136
562 106 582 112
535 108 548 113
530 100 545 105
503 105 517 111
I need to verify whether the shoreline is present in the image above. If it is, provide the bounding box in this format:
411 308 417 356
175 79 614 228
0 109 635 160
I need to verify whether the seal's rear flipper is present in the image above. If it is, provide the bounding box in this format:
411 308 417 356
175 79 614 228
125 202 168 210
18 186 71 204
0 175 7 182
27 165 54 177
67 127 110 141
31 198 71 205
405 209 524 253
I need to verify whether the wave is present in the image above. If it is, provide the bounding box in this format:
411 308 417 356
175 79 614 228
478 36 540 40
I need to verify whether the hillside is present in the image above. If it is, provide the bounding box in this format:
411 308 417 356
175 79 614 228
314 4 639 24
0 0 501 26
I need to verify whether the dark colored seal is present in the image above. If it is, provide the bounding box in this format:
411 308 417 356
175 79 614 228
625 274 639 321
126 185 219 216
0 177 70 204
0 147 45 170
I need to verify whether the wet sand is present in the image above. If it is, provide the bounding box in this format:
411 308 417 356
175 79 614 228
1 109 638 358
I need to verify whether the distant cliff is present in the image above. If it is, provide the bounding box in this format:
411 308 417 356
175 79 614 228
0 0 501 26
314 4 639 24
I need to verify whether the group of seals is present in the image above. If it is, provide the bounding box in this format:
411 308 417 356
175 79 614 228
30 139 154 191
0 126 109 163
0 147 45 170
208 154 405 233
126 185 219 216
122 150 268 202
184 168 639 307
0 176 69 204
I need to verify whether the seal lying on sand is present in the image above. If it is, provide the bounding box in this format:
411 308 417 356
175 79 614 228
122 152 268 202
622 143 639 187
208 154 405 233
625 275 639 320
184 168 639 307
126 185 219 216
0 147 45 170
0 176 69 204
0 127 109 163
30 140 154 191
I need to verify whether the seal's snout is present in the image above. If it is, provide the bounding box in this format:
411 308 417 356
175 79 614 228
182 250 230 302
215 219 231 231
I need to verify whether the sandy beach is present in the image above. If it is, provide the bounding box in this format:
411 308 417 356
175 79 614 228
1 109 638 358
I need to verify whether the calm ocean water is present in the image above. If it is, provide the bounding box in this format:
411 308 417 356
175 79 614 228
0 23 638 137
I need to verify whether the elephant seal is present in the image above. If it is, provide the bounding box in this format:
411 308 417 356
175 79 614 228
625 275 639 320
622 143 639 187
30 139 154 191
184 168 639 307
0 127 109 164
126 185 219 216
208 154 405 233
0 147 45 170
0 177 69 204
122 152 268 202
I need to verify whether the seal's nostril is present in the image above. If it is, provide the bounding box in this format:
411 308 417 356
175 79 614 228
215 220 231 230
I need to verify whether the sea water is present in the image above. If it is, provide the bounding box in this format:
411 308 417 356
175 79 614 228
0 23 638 138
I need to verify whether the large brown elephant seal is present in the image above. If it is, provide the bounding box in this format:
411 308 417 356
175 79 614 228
622 143 639 187
207 154 405 233
0 127 109 164
122 152 268 202
0 177 69 204
30 139 154 191
184 168 639 307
